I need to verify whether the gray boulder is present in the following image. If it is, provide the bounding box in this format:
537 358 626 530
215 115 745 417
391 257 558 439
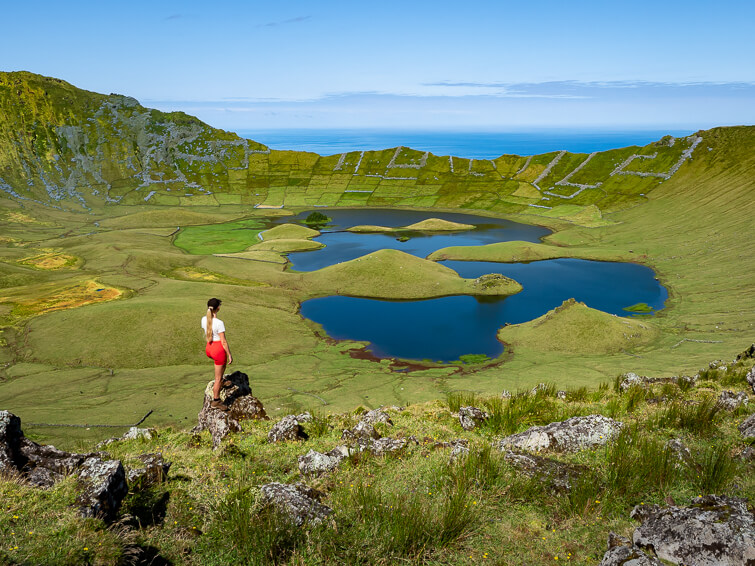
495 415 622 453
97 426 156 448
501 450 587 494
295 412 313 423
598 532 664 566
360 408 393 426
342 420 380 444
630 495 755 565
76 457 128 522
298 447 351 476
195 371 268 449
716 390 749 411
367 437 407 456
259 482 333 526
458 406 489 431
739 412 755 440
449 443 470 462
268 415 307 443
126 452 171 487
747 366 755 395
620 372 645 392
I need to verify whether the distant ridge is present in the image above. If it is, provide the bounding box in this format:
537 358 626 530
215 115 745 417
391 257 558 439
0 71 746 219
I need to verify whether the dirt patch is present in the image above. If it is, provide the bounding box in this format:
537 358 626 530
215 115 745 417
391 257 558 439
19 251 77 270
9 280 122 318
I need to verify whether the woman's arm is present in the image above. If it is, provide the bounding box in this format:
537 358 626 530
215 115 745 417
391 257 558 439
218 331 233 365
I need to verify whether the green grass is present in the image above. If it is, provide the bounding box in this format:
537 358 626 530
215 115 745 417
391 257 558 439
173 217 268 254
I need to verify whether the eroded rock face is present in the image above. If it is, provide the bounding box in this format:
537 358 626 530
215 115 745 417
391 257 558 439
458 406 489 431
268 415 308 443
630 495 755 565
0 410 93 487
495 415 622 453
298 447 351 476
259 482 333 526
194 371 268 449
717 390 749 411
598 532 664 566
126 453 171 487
739 413 755 440
76 457 128 522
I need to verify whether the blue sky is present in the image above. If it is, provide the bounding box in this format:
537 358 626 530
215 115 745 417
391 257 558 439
2 0 754 130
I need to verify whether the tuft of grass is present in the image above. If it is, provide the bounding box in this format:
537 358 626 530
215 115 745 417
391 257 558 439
652 396 721 436
693 445 739 493
623 384 648 414
482 387 564 435
447 390 477 413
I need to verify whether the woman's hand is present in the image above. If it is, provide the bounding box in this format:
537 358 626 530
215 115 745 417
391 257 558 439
228 354 233 365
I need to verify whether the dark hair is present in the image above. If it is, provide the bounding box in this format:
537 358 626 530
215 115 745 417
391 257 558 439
206 298 221 342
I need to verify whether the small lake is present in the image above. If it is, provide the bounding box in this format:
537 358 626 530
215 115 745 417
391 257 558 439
293 209 668 362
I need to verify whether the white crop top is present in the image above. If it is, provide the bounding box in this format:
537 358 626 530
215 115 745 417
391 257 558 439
201 316 226 341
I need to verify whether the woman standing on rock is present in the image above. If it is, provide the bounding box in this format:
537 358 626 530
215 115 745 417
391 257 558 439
202 297 233 411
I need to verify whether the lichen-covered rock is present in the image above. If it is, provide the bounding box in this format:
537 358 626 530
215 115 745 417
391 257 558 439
76 457 128 522
367 437 406 456
97 426 156 448
598 532 664 566
495 415 622 453
126 453 171 487
449 443 470 462
739 412 755 440
295 412 313 423
298 447 351 476
458 406 489 431
359 408 393 426
630 495 755 565
620 372 645 392
259 482 333 526
342 420 380 444
665 438 694 469
501 450 587 493
268 415 307 443
747 366 755 395
716 390 749 411
194 371 268 449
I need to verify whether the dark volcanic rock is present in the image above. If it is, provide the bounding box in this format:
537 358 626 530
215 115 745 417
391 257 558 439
126 453 171 488
739 412 755 440
259 482 333 526
76 457 128 522
194 371 268 449
598 532 664 566
268 415 308 443
458 406 489 431
495 415 622 453
630 495 755 565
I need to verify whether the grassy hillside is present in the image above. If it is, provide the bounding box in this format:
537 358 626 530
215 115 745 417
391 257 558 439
0 72 752 450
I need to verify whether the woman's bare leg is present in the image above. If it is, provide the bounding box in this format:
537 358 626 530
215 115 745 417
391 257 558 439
213 363 227 399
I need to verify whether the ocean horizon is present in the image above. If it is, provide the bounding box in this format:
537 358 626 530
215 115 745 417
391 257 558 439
235 128 695 159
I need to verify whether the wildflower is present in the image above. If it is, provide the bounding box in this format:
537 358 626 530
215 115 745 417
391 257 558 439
84 547 88 551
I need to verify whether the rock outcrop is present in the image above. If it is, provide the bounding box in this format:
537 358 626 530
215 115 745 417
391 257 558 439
126 452 171 487
76 457 129 522
259 482 333 526
739 412 755 440
458 406 489 431
716 390 748 411
298 447 351 476
194 371 268 449
630 496 755 565
97 426 156 448
268 415 308 443
495 415 622 453
598 533 664 566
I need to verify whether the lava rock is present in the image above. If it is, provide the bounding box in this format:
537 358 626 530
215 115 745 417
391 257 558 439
716 390 749 411
194 371 268 449
739 412 755 440
259 482 333 526
598 532 664 566
458 406 489 431
298 447 351 476
76 457 128 522
630 495 755 565
126 453 171 488
268 415 308 443
495 415 622 453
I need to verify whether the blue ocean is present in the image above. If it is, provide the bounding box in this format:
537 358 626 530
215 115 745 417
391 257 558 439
235 129 694 158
